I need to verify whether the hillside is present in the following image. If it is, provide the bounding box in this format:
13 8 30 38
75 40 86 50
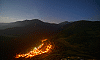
0 19 62 60
0 19 62 37
0 20 100 60
46 20 100 60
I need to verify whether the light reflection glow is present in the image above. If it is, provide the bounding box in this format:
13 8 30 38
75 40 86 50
15 39 52 58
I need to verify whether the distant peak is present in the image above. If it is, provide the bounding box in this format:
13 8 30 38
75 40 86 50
23 19 43 22
59 21 70 25
78 20 89 21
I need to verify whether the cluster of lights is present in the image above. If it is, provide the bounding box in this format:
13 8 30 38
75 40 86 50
15 39 52 58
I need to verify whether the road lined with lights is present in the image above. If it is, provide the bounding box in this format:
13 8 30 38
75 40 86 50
15 39 52 58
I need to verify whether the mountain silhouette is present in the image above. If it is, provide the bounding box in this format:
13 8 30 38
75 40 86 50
47 20 100 59
0 19 63 37
0 20 100 60
0 19 45 30
59 21 70 25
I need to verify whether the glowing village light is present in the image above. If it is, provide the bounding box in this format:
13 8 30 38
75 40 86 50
34 47 37 49
15 39 52 58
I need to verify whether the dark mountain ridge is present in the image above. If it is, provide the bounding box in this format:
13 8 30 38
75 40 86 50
48 20 100 59
0 19 62 37
0 20 100 60
0 19 44 30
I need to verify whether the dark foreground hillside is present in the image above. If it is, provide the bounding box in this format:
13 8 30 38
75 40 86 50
0 20 100 60
46 21 100 60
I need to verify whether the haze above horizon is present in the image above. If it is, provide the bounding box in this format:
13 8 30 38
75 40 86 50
0 0 100 23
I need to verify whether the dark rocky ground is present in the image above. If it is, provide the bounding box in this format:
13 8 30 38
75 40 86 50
0 20 100 60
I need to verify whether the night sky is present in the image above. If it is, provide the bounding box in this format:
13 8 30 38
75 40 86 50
0 0 100 23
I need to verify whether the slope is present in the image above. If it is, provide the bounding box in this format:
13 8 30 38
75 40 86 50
45 20 100 60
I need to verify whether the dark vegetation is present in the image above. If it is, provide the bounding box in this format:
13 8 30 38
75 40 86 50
47 21 100 60
0 19 100 60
